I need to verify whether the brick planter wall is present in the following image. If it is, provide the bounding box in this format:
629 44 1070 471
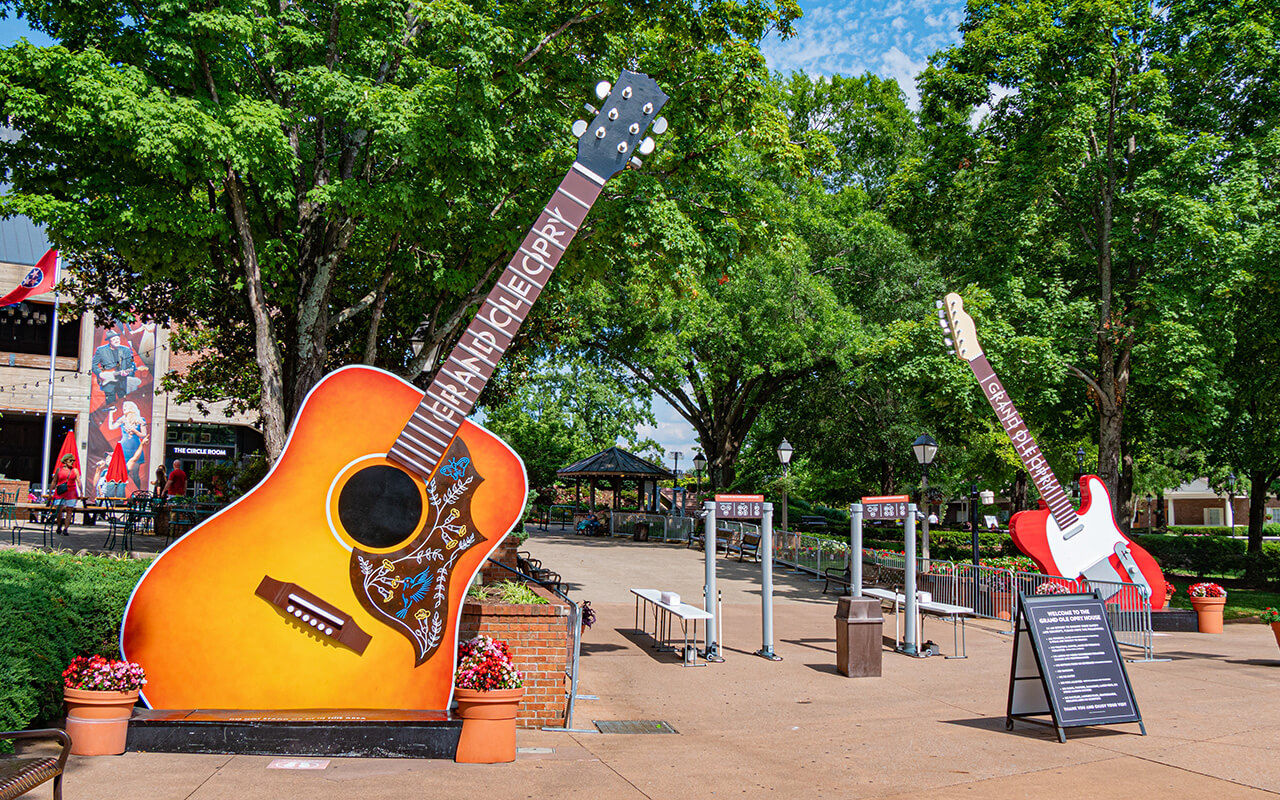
460 583 570 728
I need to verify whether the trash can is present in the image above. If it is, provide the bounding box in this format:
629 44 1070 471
633 521 650 542
835 596 884 678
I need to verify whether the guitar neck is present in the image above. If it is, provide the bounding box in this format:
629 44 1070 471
387 164 605 475
966 354 1079 531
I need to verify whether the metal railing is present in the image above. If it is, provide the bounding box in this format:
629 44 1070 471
609 511 697 543
768 531 1157 660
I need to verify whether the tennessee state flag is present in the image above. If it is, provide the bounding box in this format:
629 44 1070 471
0 248 58 306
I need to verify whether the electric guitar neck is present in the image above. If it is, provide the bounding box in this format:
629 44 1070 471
937 293 1079 533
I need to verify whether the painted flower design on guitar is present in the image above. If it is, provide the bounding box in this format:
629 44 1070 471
350 438 486 666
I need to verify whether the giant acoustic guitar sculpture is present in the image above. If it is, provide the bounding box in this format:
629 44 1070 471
938 293 1165 607
122 72 670 710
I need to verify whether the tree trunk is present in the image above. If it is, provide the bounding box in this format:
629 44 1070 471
225 168 288 459
1012 470 1028 514
1245 469 1277 585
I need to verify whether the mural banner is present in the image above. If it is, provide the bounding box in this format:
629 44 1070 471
87 320 158 500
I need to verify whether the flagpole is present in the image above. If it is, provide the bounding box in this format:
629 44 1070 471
39 254 61 498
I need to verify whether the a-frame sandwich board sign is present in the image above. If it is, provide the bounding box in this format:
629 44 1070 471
1007 590 1146 743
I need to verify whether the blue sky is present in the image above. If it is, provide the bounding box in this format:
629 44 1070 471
0 1 969 466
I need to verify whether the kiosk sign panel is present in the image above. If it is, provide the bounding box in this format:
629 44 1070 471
1007 591 1144 741
861 494 910 520
715 494 764 520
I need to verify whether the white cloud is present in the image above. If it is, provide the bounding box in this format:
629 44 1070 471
761 0 965 108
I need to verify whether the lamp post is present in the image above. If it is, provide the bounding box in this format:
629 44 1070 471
969 483 980 565
911 435 938 561
1145 493 1154 531
693 451 706 498
1074 447 1085 501
777 438 793 533
671 451 682 515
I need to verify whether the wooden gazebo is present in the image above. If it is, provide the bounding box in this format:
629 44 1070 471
556 446 674 511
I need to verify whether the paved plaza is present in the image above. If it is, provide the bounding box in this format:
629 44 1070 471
10 525 1280 798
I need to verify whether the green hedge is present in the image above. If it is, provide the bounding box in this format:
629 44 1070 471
1165 525 1280 537
1133 534 1280 584
0 550 148 737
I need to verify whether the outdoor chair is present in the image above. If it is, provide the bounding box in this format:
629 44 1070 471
11 502 57 548
516 551 562 593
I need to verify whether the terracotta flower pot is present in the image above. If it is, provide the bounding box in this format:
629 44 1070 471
453 687 523 764
1189 596 1226 634
1271 621 1280 650
64 687 140 755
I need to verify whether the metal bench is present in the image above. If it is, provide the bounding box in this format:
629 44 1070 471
724 531 761 562
0 729 69 800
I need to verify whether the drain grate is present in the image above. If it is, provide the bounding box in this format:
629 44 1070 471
594 720 679 734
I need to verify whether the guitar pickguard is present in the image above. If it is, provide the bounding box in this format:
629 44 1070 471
349 438 486 666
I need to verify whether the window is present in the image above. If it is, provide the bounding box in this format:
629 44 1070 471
1203 507 1224 527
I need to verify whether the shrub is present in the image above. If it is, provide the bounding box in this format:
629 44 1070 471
0 550 148 737
1133 534 1280 585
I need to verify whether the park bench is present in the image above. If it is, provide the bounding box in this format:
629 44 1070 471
516 551 562 593
688 527 733 552
822 565 851 594
724 531 762 562
798 515 828 532
0 729 69 800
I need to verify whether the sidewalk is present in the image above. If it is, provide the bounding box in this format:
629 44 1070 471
15 526 1280 798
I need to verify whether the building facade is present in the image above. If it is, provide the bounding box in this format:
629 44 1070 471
0 233 262 497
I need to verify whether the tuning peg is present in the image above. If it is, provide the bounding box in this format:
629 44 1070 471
935 299 944 309
595 81 611 100
629 156 643 169
583 103 598 115
940 322 951 333
638 137 656 155
616 142 629 154
652 116 668 134
572 120 588 138
944 337 954 348
594 126 606 139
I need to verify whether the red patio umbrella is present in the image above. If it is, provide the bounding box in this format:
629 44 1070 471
102 443 129 499
55 431 79 474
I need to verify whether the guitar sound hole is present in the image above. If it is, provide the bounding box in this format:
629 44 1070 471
337 465 423 550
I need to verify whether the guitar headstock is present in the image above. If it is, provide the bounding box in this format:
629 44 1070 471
572 70 670 180
936 292 985 362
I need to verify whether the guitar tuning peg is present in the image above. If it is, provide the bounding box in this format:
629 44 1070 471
595 81 612 100
583 103 598 115
652 116 668 135
935 299 944 309
944 337 954 348
638 137 656 155
940 322 951 333
629 156 643 169
572 120 588 138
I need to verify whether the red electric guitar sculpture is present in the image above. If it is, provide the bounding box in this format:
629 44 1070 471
121 72 670 710
938 293 1164 607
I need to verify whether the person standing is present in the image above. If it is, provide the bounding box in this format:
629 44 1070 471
51 453 81 536
152 465 167 496
165 460 188 498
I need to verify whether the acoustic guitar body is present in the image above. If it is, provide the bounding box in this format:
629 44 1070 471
121 365 526 710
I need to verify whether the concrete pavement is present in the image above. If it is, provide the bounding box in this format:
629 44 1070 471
12 525 1280 798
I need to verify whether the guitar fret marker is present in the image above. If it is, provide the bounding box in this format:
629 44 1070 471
414 412 455 440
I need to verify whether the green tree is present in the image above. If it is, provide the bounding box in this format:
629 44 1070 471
901 0 1250 530
0 0 799 458
480 358 657 491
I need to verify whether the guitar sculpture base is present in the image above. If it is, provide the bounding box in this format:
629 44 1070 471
126 708 461 758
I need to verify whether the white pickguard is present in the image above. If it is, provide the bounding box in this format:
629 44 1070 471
1043 475 1127 579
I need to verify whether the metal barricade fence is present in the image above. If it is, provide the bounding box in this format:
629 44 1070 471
768 536 1158 659
662 515 696 543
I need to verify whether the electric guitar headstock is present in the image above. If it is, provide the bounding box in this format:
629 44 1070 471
936 292 985 363
572 70 670 179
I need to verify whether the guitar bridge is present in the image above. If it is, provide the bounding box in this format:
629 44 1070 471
255 576 371 655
